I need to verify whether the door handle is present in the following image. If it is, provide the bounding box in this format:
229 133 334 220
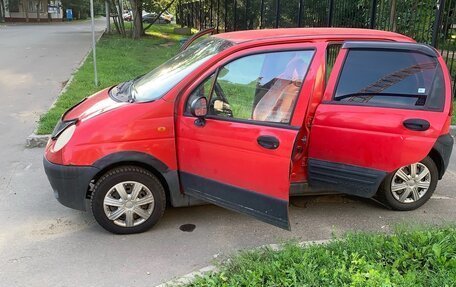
257 136 280 149
403 118 430 131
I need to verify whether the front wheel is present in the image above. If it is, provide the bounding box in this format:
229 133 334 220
378 156 438 211
91 166 166 234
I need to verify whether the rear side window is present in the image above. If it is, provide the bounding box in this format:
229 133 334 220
333 49 444 111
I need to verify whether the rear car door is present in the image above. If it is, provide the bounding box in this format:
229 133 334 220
176 44 319 229
308 41 451 197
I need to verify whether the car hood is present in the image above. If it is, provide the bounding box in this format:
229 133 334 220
63 88 127 122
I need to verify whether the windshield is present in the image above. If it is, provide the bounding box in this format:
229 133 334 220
131 37 233 102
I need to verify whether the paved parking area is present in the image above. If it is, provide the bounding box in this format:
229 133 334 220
0 21 455 287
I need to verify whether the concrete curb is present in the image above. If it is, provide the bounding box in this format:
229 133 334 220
25 29 105 148
451 125 456 137
26 133 51 148
154 239 330 287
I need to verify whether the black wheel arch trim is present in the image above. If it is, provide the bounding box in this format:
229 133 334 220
92 151 169 173
91 151 204 207
430 134 454 179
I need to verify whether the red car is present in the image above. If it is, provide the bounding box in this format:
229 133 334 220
44 28 454 234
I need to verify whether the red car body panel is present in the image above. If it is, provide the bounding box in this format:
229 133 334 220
308 105 445 172
177 117 296 200
47 96 177 170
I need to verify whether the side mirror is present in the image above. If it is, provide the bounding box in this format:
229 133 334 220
190 96 208 118
190 97 208 127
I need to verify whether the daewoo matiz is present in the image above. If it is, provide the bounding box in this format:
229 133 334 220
44 28 454 234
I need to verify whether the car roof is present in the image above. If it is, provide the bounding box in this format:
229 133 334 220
214 28 414 44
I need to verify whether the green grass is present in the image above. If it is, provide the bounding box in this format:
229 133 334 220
187 226 456 287
453 101 456 124
37 24 183 134
217 80 257 119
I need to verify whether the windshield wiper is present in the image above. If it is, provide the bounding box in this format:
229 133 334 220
128 86 137 103
128 74 146 103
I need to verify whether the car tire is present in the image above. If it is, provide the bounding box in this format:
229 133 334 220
378 156 438 211
91 166 166 234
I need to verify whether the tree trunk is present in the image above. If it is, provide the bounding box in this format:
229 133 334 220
47 0 51 22
130 0 142 39
389 0 397 32
24 0 29 22
0 0 5 23
37 1 41 22
106 0 111 33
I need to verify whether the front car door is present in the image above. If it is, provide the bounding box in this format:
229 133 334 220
308 41 451 198
176 43 319 229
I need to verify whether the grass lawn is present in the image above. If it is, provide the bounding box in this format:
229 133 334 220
187 226 456 287
37 24 184 134
453 101 456 124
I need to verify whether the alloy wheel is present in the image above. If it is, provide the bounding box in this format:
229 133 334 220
391 163 431 204
103 181 155 227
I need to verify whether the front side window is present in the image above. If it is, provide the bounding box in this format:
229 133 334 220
334 49 444 110
186 73 215 111
190 50 314 124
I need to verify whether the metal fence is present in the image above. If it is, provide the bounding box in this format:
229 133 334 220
176 0 456 95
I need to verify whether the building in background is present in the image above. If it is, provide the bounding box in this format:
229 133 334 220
4 0 63 22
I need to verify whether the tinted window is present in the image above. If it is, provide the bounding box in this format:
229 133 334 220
205 50 314 124
334 49 443 110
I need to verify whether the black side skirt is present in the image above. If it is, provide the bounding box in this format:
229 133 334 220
180 172 290 230
308 159 387 198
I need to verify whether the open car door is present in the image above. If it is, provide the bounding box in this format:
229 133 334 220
176 44 318 229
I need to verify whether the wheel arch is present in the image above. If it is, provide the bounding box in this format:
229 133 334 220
428 134 454 180
87 152 173 204
428 148 445 180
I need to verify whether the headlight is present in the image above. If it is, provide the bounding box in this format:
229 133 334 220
53 124 76 152
51 119 78 139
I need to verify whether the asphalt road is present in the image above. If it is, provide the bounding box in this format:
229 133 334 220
0 21 455 287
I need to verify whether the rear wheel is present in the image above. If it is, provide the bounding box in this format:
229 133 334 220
378 156 438 211
91 166 166 234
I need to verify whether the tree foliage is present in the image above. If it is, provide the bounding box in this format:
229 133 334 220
179 0 437 43
60 0 104 19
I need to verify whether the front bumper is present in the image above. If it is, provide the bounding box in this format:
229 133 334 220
43 157 100 211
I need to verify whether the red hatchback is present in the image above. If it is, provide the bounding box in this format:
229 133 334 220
44 28 454 234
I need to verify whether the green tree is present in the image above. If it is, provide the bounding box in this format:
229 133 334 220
60 0 104 19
